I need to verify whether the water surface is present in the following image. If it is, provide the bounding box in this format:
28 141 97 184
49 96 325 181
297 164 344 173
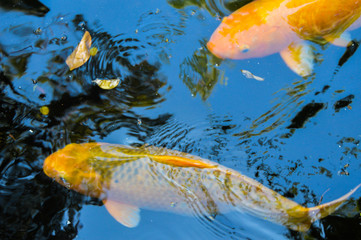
1 0 361 239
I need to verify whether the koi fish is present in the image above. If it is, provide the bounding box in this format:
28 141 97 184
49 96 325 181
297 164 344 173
207 0 361 76
43 142 360 231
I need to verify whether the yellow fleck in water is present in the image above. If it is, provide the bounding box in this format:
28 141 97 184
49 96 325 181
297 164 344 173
90 47 98 56
40 106 49 115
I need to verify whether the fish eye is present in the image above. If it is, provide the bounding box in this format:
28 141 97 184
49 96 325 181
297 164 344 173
240 45 250 53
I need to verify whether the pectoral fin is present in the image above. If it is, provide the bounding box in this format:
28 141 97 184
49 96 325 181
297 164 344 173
324 32 351 47
104 200 140 228
280 42 313 77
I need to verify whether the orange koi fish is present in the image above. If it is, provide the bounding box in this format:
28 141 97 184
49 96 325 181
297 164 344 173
207 0 361 76
43 142 360 231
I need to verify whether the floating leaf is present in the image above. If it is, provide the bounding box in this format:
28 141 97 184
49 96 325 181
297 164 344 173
66 31 92 71
92 78 120 90
241 69 264 81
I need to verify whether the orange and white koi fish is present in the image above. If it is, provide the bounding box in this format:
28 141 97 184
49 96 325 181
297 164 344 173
43 142 360 231
207 0 361 76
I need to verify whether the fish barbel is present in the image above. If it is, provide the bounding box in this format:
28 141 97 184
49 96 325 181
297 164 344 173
43 142 360 231
207 0 361 76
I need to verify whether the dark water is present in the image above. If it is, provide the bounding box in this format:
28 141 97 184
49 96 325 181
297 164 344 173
1 0 361 239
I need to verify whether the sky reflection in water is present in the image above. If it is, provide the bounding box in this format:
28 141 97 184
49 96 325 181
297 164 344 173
0 0 361 239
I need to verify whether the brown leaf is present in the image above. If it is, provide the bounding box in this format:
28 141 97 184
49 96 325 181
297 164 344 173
66 31 92 71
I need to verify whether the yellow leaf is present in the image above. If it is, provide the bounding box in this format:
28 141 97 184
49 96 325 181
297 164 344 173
92 79 120 90
66 31 92 71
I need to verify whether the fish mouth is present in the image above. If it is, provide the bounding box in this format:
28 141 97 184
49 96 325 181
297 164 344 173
43 152 58 178
207 41 225 59
207 39 243 60
43 143 79 179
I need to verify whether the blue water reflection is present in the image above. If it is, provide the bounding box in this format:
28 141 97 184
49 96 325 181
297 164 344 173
1 0 361 239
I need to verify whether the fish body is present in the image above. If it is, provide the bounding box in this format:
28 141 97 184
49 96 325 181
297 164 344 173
43 142 360 231
207 0 361 76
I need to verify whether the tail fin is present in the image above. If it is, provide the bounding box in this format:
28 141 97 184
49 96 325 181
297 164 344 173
287 183 361 232
307 183 361 223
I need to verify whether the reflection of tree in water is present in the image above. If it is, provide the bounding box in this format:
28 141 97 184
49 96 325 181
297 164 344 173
170 0 253 100
0 12 172 240
180 40 223 100
167 0 253 16
1 3 360 240
0 0 49 17
0 77 78 239
234 78 315 139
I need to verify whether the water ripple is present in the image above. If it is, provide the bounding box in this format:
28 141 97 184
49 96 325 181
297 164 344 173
168 0 253 17
147 114 241 163
234 78 314 139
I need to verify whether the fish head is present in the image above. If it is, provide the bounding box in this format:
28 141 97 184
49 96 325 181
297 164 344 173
207 2 291 60
207 18 250 59
207 16 254 60
207 11 280 60
43 143 106 199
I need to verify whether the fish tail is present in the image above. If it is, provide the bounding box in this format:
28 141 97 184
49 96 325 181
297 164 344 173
288 183 361 232
307 183 361 221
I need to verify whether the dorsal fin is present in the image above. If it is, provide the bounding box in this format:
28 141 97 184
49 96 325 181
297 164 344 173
150 155 216 168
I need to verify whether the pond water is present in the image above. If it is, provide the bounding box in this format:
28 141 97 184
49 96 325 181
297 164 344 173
1 0 361 239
